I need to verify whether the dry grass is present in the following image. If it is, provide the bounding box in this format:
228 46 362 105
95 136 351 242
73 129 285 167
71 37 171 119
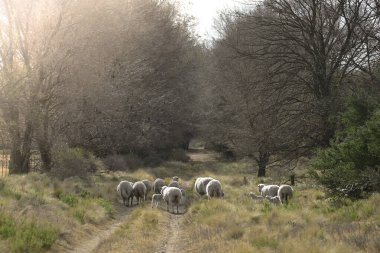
93 207 169 253
176 171 380 253
0 169 157 252
1 157 379 253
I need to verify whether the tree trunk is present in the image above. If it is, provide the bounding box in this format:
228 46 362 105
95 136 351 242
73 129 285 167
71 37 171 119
8 109 33 174
257 151 270 177
9 122 33 174
38 140 52 171
37 112 52 171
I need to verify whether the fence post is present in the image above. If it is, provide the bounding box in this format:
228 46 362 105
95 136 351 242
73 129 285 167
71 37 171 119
290 175 295 186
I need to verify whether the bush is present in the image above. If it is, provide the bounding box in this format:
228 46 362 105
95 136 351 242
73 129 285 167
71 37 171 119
311 102 380 199
103 154 142 171
51 147 99 179
57 192 79 207
168 149 190 162
0 213 58 253
142 152 164 167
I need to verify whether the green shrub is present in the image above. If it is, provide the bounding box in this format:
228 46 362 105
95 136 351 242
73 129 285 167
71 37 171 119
0 213 57 253
98 198 115 218
58 192 79 207
0 182 22 200
0 213 17 238
311 103 380 199
11 220 57 253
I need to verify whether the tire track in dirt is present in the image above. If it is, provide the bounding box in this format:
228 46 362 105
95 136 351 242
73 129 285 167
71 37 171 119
164 213 185 253
66 206 136 253
154 212 186 253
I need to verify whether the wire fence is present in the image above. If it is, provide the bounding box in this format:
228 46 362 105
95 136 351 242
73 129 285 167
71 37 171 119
0 150 41 177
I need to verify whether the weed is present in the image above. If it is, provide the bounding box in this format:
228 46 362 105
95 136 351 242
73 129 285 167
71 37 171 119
73 209 86 224
11 220 57 253
251 236 279 249
58 192 79 207
98 198 115 218
0 213 57 253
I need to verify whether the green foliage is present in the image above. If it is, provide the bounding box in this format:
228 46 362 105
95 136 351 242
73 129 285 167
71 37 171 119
261 200 273 214
251 237 279 249
73 209 86 224
311 99 380 199
0 213 57 253
57 192 79 207
0 180 22 200
0 213 17 238
98 198 115 218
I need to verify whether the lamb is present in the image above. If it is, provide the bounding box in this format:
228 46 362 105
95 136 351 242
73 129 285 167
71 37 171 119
153 178 165 194
160 186 167 195
132 181 147 204
168 181 180 188
172 176 179 182
278 184 294 204
162 186 183 214
247 192 264 201
142 179 152 199
258 184 279 197
265 195 282 205
116 181 134 207
194 177 214 196
206 179 224 199
151 194 163 208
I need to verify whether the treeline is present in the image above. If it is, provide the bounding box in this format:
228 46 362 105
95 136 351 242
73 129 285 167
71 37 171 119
205 0 380 196
0 0 203 173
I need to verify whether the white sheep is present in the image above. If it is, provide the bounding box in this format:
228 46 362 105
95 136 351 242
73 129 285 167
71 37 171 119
116 181 134 207
160 185 167 193
172 176 179 182
206 179 224 199
153 178 165 194
258 184 279 197
194 177 214 196
151 194 163 208
162 187 183 214
180 188 186 197
247 192 264 201
168 181 180 188
265 195 282 205
278 184 294 204
142 179 152 199
132 181 147 204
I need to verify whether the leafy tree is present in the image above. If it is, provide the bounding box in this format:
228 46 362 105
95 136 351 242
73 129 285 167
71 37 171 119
311 98 380 198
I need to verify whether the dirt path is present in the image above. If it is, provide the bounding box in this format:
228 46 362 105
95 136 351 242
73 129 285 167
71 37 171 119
165 214 185 253
155 212 185 253
66 206 135 253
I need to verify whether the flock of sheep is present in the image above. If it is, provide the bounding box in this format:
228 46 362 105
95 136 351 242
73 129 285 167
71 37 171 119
117 176 224 214
117 176 294 214
248 184 294 205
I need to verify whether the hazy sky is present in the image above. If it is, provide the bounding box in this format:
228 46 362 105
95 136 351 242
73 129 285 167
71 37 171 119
180 0 243 40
